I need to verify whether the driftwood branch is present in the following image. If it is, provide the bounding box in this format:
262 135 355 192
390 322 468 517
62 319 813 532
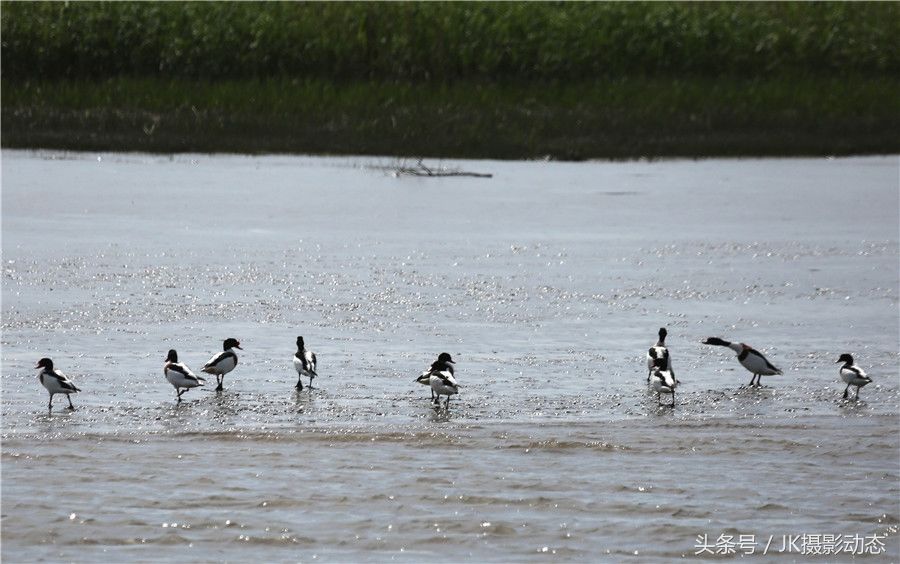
371 158 493 178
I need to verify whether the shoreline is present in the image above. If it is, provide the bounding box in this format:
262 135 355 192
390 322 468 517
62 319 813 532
3 77 899 160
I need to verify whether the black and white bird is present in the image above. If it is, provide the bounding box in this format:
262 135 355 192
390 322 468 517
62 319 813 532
35 358 80 410
650 367 678 407
293 336 317 390
415 352 455 402
836 353 872 400
164 349 205 401
431 353 460 408
647 327 674 382
201 338 242 391
702 337 782 386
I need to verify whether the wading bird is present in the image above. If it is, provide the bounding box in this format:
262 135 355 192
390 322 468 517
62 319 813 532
35 358 80 410
202 338 242 391
164 349 205 401
650 366 678 407
647 327 674 382
415 352 459 407
702 337 782 387
416 352 455 401
836 353 872 400
293 336 317 390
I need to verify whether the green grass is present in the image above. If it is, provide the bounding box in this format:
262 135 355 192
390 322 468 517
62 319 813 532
2 3 898 158
2 2 898 81
3 76 898 159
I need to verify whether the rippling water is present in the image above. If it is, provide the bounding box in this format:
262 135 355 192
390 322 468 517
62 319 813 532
2 151 898 561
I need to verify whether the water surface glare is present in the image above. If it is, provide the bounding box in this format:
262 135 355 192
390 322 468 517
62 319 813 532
2 151 898 561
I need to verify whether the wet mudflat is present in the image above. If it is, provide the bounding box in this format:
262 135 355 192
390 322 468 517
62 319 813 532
2 151 898 561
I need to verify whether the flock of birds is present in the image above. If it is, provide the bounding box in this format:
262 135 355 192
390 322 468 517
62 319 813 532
34 329 873 411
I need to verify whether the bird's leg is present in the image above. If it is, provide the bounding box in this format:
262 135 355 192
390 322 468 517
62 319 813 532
747 374 756 387
671 391 676 408
309 376 314 390
843 385 850 399
296 376 303 390
48 394 54 411
216 376 223 391
67 394 74 410
855 386 861 400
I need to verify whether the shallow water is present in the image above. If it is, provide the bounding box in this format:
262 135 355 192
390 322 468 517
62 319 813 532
2 151 898 562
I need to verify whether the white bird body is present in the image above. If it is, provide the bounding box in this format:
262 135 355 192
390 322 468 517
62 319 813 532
164 350 205 400
840 365 869 386
416 369 432 388
430 370 460 403
650 368 677 406
837 354 872 400
703 337 781 386
292 353 316 376
39 369 79 395
647 345 671 373
646 328 674 382
202 350 238 375
202 338 242 391
293 336 317 390
416 352 456 404
35 358 80 410
165 362 204 389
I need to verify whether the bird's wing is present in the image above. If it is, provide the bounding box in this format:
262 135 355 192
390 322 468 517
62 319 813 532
438 371 460 387
847 365 870 380
52 370 80 392
308 351 318 375
203 350 232 370
168 362 197 378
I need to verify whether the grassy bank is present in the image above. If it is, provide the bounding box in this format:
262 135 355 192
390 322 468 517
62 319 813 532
3 77 898 159
2 3 898 158
3 3 897 81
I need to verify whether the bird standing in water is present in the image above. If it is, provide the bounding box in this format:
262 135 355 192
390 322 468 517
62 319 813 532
293 336 317 390
416 352 455 402
202 338 242 391
836 353 872 400
35 358 81 411
164 349 205 401
647 327 674 382
702 337 782 387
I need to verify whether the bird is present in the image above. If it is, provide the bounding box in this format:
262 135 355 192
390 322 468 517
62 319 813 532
164 349 205 401
201 338 242 391
35 358 80 410
415 352 455 402
836 353 872 400
293 336 317 390
647 327 674 382
702 337 782 386
650 367 677 407
429 353 460 408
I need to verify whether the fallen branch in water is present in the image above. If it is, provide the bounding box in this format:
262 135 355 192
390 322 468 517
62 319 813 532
374 158 493 178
